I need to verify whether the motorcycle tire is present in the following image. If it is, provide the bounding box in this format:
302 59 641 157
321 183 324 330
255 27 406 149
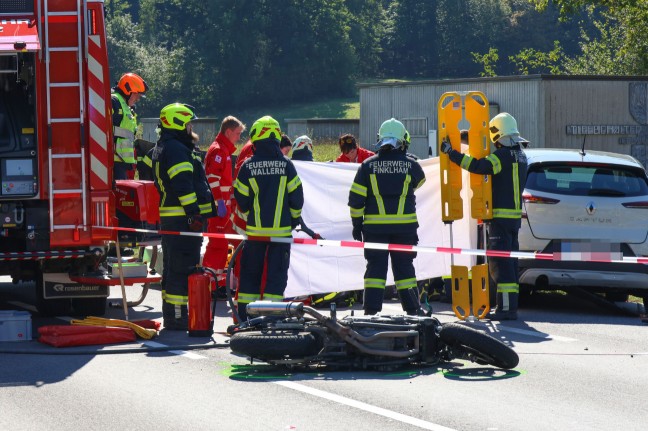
439 322 519 369
230 331 321 360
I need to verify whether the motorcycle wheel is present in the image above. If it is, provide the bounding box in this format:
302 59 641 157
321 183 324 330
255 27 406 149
439 322 519 369
230 331 321 360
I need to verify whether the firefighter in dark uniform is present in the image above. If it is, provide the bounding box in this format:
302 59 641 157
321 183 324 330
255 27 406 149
233 116 304 321
441 112 528 320
111 72 148 180
348 118 427 315
152 103 215 330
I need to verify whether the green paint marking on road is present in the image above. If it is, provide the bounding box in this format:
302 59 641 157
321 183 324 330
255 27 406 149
219 363 293 380
442 366 524 381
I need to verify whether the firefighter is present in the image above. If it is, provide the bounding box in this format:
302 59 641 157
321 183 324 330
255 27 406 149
152 103 215 330
336 134 374 163
291 135 314 161
233 116 304 321
111 72 148 180
202 116 245 288
348 118 427 316
440 112 528 321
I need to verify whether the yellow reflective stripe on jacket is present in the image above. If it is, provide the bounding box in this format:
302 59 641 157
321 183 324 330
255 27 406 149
143 155 152 168
414 177 426 190
290 208 302 218
395 277 417 290
233 179 249 197
199 203 213 214
460 155 473 170
364 213 417 224
274 176 287 228
364 278 386 289
487 154 502 174
350 182 367 197
159 206 186 217
513 162 520 211
250 178 262 230
287 176 302 193
493 208 522 218
496 283 519 293
167 161 193 179
397 174 411 215
246 225 292 237
113 92 137 164
369 174 386 214
350 207 364 218
263 293 283 301
178 192 197 206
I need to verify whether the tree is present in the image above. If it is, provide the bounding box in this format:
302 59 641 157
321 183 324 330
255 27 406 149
383 0 439 78
530 0 648 75
509 40 566 74
105 12 186 117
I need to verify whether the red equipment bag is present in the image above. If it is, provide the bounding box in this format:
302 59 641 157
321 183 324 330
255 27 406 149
38 325 136 347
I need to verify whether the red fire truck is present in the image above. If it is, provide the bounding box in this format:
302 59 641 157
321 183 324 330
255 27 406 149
0 0 122 316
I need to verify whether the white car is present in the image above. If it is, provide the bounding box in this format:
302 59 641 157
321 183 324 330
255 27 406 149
518 148 648 301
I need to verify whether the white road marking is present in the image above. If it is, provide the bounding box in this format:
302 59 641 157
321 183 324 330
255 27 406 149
490 324 578 342
274 380 458 431
143 340 207 359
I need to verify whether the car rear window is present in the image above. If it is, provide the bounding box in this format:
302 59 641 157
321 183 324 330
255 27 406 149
526 164 648 197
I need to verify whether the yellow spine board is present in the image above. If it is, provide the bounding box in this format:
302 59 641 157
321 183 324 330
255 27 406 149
465 92 493 220
470 263 490 319
438 93 464 222
450 265 470 320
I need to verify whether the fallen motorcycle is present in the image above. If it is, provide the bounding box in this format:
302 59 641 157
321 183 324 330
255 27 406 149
229 301 519 370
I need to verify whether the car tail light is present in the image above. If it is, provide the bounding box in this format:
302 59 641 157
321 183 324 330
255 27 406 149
523 192 560 204
622 201 648 208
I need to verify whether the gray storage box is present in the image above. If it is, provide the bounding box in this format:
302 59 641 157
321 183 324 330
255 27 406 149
0 310 32 342
108 261 148 278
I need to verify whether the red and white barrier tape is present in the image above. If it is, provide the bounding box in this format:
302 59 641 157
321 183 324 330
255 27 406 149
0 250 88 261
95 225 648 265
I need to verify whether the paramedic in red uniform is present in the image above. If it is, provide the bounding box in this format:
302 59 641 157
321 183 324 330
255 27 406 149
202 116 245 287
335 134 374 163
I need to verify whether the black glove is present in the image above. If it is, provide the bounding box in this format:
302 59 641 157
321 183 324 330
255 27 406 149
440 138 452 154
187 214 204 232
352 219 363 242
291 217 301 229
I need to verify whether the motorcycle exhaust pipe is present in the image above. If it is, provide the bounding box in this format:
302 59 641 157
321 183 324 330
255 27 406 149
247 301 305 318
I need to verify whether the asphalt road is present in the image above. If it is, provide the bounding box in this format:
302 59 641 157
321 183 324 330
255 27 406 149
1 279 647 431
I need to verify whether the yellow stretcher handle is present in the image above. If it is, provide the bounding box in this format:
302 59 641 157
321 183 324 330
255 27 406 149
438 92 463 223
465 91 492 220
450 265 470 320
